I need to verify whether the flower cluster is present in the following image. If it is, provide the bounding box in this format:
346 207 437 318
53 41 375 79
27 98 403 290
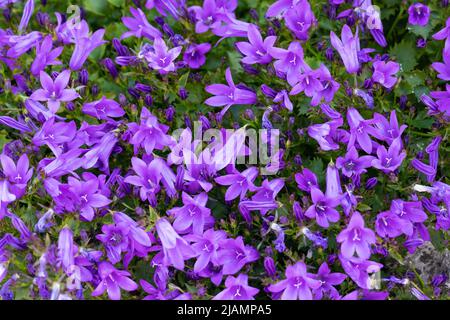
0 0 448 300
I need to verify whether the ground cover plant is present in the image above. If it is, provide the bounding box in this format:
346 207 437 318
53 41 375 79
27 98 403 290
0 0 449 300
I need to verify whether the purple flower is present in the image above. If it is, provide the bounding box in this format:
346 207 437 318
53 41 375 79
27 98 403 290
66 176 112 221
187 229 227 273
155 218 196 270
432 51 450 81
290 67 324 98
69 29 106 71
213 274 259 300
121 7 162 40
91 262 138 300
430 84 450 117
30 70 79 113
312 262 347 300
168 192 211 235
295 168 318 192
183 43 211 69
305 187 340 228
128 107 174 154
82 96 125 120
308 118 348 151
336 146 374 179
371 138 406 173
18 0 34 33
190 0 225 34
204 68 257 117
347 108 377 154
330 24 360 74
218 236 259 275
337 211 376 260
408 3 430 26
371 110 407 144
339 255 383 290
284 1 316 40
372 60 399 89
31 35 63 76
375 210 411 238
267 261 321 300
235 24 276 65
269 41 307 85
96 223 130 264
124 157 176 203
215 167 258 201
0 153 33 198
143 37 182 74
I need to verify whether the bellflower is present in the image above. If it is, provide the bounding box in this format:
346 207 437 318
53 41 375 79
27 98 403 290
121 7 162 40
295 168 318 192
190 0 225 34
204 68 257 117
0 153 33 198
66 176 112 221
91 262 138 300
18 0 34 33
143 37 182 74
308 118 348 151
337 211 376 260
235 24 276 65
284 0 316 41
336 146 374 180
312 262 347 300
155 218 196 270
267 261 321 300
69 28 106 70
371 110 407 144
371 138 406 173
339 255 383 290
218 236 259 275
330 25 360 74
375 210 411 238
187 229 227 273
408 3 430 26
347 108 377 154
269 41 307 85
215 167 258 201
432 51 450 81
30 70 79 113
31 35 63 76
213 274 259 300
168 192 212 235
183 43 211 69
82 97 125 120
305 187 340 228
371 60 399 89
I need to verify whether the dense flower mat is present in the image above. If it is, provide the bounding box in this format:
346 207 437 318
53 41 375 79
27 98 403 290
0 0 449 300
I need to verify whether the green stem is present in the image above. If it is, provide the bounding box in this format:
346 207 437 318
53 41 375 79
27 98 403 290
387 7 405 39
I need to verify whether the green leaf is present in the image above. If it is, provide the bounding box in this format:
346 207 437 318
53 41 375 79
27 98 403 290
389 40 417 72
83 0 108 16
107 0 124 7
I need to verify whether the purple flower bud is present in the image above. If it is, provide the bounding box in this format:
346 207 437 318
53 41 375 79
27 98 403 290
115 56 139 66
184 114 192 128
119 93 127 106
175 166 185 191
399 95 408 109
294 155 302 166
249 8 259 20
242 63 260 75
154 16 165 26
165 105 175 121
417 38 427 48
128 87 140 99
102 58 118 78
267 26 276 36
420 94 440 114
144 94 153 107
162 24 174 37
3 9 11 22
91 84 99 96
36 11 49 27
112 38 130 56
263 257 276 278
365 177 378 190
443 0 449 7
135 82 152 94
65 102 75 111
199 115 211 130
178 87 188 100
244 108 255 120
78 69 88 86
293 201 304 222
171 34 184 46
261 84 277 99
